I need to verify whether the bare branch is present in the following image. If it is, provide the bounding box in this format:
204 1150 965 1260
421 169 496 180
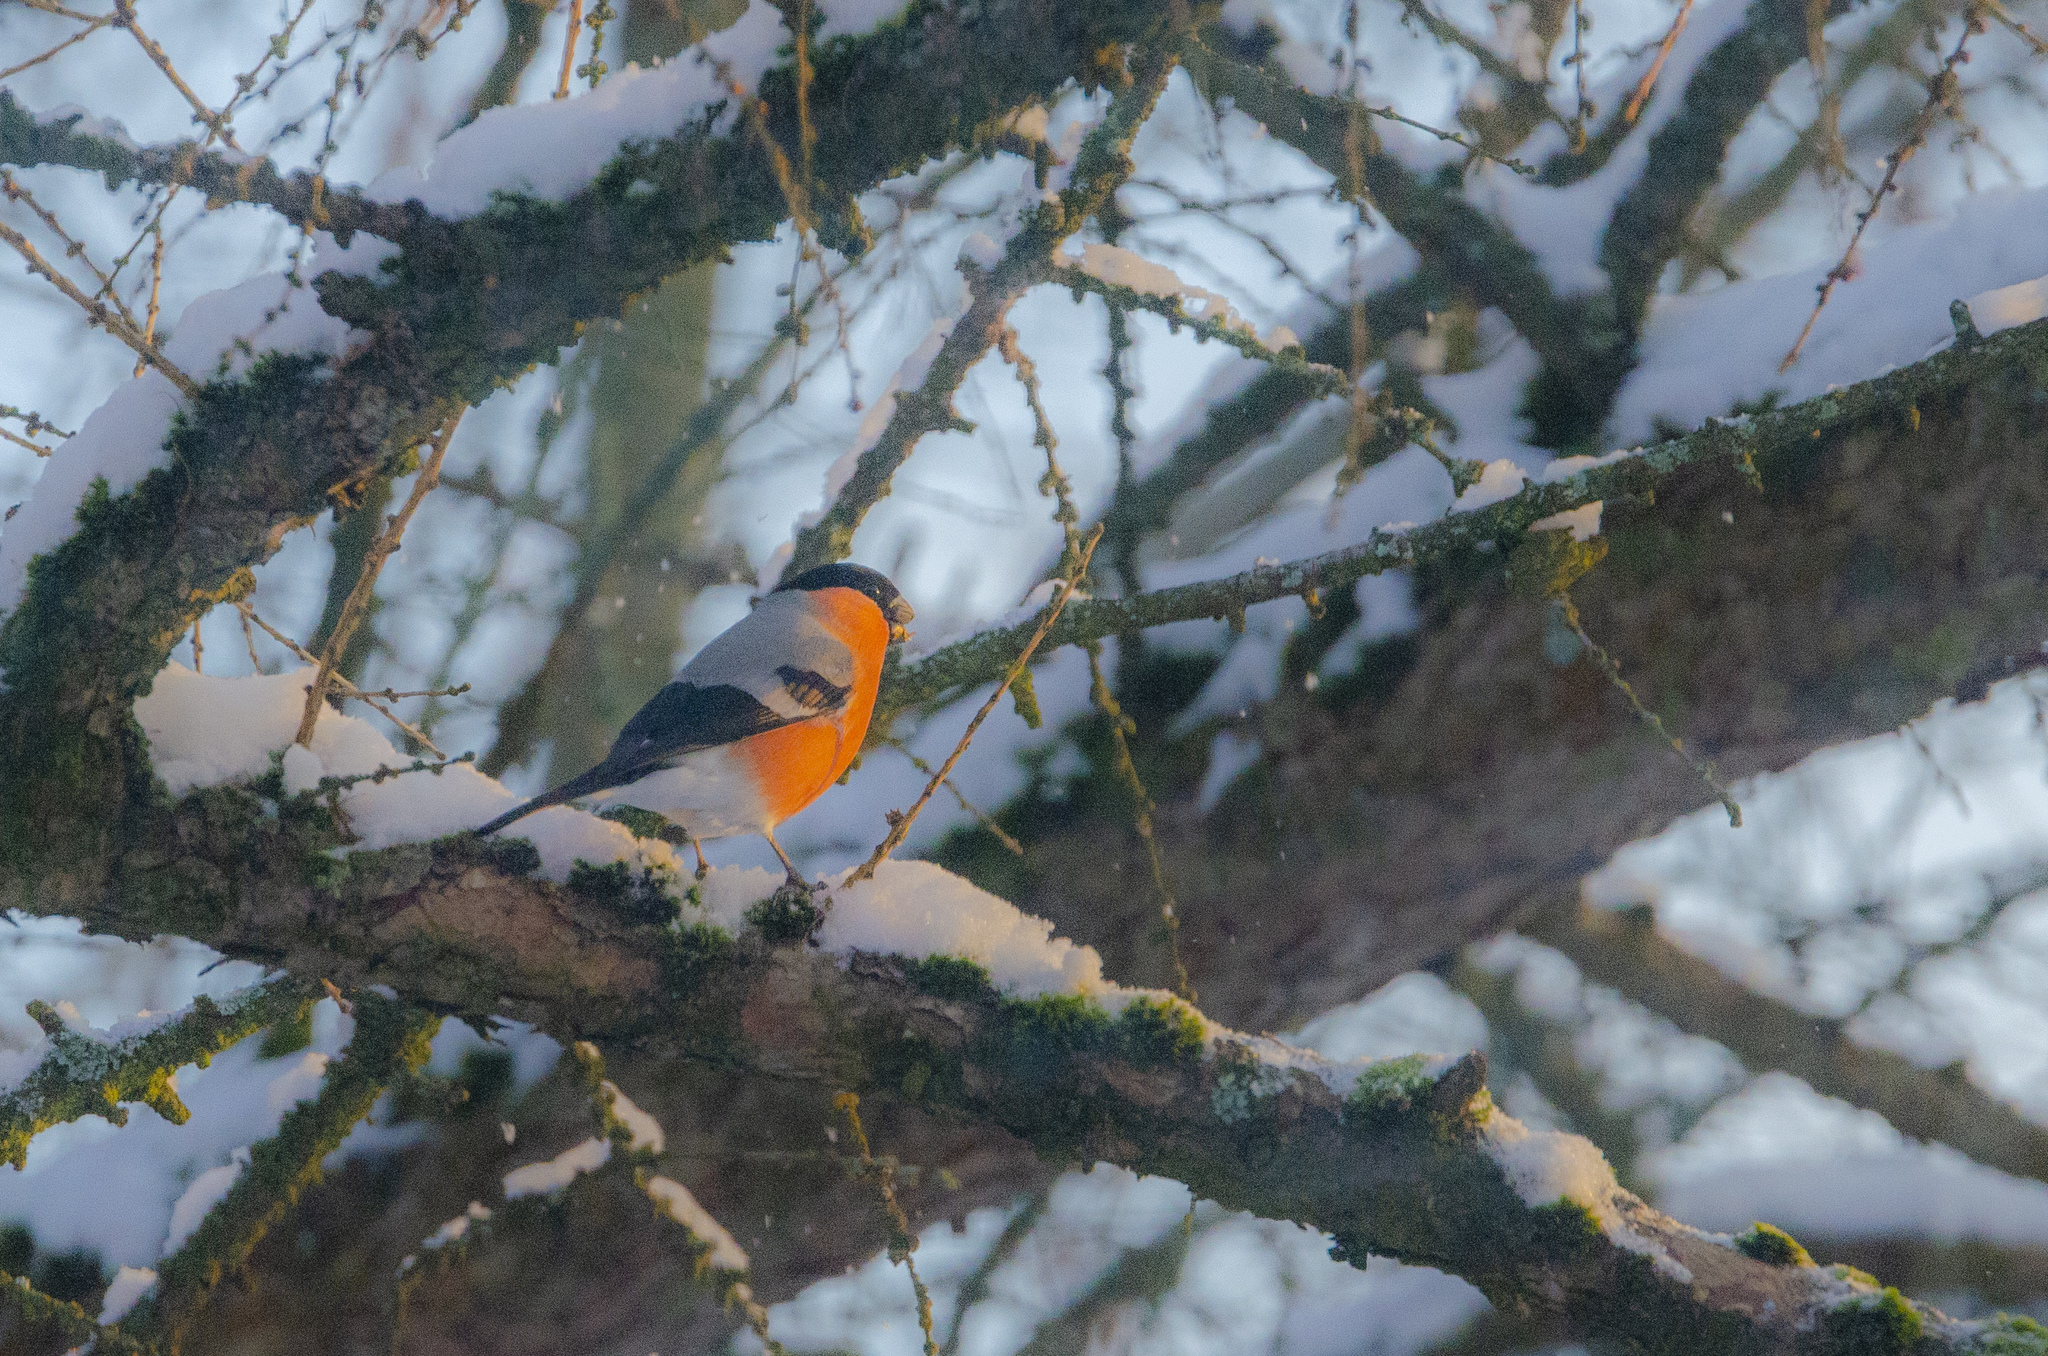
786 56 1177 574
881 310 2048 715
848 525 1100 883
0 176 198 396
110 0 242 148
239 603 451 758
1781 4 1985 370
296 411 463 748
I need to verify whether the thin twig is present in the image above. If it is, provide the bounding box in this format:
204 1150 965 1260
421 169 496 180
847 526 1101 884
1361 101 1537 174
1981 0 2048 52
296 412 462 747
834 1093 937 1356
1 169 134 313
1086 642 1194 1000
1558 594 1741 827
1623 0 1696 123
112 0 241 148
554 0 584 99
996 325 1083 573
133 227 166 378
0 426 56 457
239 603 263 671
883 738 1025 855
0 13 118 81
308 752 476 795
352 683 472 702
240 604 449 758
1780 4 1983 370
0 404 72 441
1569 0 1591 152
0 182 198 397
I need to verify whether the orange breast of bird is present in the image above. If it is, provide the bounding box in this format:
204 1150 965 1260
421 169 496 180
734 585 889 827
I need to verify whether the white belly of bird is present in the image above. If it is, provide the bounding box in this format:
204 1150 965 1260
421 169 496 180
582 745 769 841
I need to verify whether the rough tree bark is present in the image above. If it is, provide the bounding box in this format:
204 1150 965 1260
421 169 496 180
4 1 2047 1350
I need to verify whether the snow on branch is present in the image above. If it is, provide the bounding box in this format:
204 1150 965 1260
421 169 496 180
0 0 1203 880
0 978 313 1171
1050 242 1309 357
23 839 2016 1352
878 309 2048 715
113 993 440 1353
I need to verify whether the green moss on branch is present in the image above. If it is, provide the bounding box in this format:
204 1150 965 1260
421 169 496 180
0 979 316 1171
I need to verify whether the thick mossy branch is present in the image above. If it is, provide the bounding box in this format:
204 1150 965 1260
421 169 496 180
0 765 2009 1351
879 311 2048 715
0 1268 147 1355
1524 900 2048 1189
118 993 440 1354
0 979 315 1171
0 92 420 246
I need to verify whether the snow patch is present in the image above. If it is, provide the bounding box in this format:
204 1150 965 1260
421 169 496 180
1071 243 1297 352
1452 459 1528 511
97 1265 156 1325
503 1136 611 1199
162 1148 248 1255
1486 1116 1691 1281
603 1079 664 1154
1196 730 1263 814
423 1201 493 1249
693 860 1110 998
646 1175 751 1270
1527 501 1603 542
1967 274 2048 336
134 662 681 882
366 2 785 218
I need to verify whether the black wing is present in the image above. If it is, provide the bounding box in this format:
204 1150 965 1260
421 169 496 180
476 676 848 837
604 680 795 776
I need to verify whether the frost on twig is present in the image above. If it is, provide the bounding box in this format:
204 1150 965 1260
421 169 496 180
0 979 314 1171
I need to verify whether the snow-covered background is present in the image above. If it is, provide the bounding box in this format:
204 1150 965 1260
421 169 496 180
7 0 2048 1346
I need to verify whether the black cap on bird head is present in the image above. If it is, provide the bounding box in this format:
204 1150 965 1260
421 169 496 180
775 562 915 637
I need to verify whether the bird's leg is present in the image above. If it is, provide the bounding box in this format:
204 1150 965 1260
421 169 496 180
691 838 709 881
762 828 805 887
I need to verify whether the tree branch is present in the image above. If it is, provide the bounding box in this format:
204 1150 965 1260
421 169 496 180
0 91 418 245
1520 898 2048 1189
879 310 2048 716
0 979 315 1171
2 809 2016 1354
785 56 1176 575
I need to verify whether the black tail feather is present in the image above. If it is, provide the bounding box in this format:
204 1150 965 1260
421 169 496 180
473 763 617 837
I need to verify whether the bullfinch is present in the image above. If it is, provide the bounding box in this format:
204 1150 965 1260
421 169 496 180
475 562 914 882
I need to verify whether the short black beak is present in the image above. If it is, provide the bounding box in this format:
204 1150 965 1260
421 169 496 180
887 596 916 626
